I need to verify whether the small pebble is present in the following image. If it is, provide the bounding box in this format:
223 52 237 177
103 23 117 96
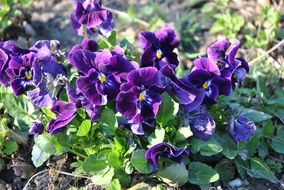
229 178 243 188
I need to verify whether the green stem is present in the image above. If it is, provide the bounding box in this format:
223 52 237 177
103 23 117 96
70 149 87 159
83 25 89 39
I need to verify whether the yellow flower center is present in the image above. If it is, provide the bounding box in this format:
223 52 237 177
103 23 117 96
156 49 162 60
202 82 210 89
98 73 106 83
139 91 146 101
25 71 32 80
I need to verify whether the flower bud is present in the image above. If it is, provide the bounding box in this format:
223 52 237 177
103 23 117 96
188 106 215 141
29 122 44 136
229 115 256 142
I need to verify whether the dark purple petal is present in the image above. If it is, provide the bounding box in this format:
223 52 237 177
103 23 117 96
186 69 212 87
70 49 96 75
48 101 77 135
193 57 220 76
140 47 157 68
69 38 98 59
137 91 162 121
229 115 256 142
76 69 107 105
11 78 32 96
156 27 180 53
207 39 231 63
41 56 66 77
145 142 189 171
161 65 205 112
127 67 161 88
95 49 112 70
140 31 158 49
27 80 55 108
227 40 240 65
163 52 179 68
116 87 139 119
71 11 85 36
211 77 232 96
99 10 115 37
106 53 136 74
0 48 9 86
130 123 144 135
100 74 120 102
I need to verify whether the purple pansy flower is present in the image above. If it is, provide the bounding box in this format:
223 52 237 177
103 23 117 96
161 65 205 112
70 48 136 106
229 115 256 142
116 67 163 135
140 27 180 70
29 122 44 136
27 41 66 108
6 52 38 96
207 39 249 87
145 142 189 171
0 41 30 87
48 101 77 135
188 106 215 141
184 69 231 106
71 0 114 37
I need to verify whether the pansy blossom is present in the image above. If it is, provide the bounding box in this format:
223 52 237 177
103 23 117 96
48 101 77 135
71 0 114 37
140 27 180 70
145 142 189 171
116 67 163 135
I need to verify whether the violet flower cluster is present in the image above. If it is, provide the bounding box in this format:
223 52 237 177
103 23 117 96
0 40 66 108
0 0 256 172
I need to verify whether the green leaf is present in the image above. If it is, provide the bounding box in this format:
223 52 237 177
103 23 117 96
3 140 18 155
215 134 238 159
248 158 278 183
235 158 249 178
107 31 117 47
156 93 175 127
271 127 284 154
77 119 91 137
190 137 223 156
82 155 109 175
131 150 153 174
101 107 118 130
108 178 121 190
147 128 165 147
156 163 188 186
92 167 114 186
31 143 51 167
242 108 272 123
99 39 112 49
108 149 122 168
42 108 56 120
246 135 260 157
188 162 219 185
215 162 235 182
2 93 36 130
34 134 56 155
